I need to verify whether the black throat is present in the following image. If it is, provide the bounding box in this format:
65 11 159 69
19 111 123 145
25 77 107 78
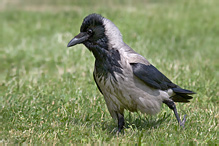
84 39 123 79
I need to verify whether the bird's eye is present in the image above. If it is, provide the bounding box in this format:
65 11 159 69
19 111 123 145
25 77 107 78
87 29 93 35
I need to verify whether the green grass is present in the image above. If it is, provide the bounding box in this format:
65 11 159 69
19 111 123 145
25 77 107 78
1 0 218 144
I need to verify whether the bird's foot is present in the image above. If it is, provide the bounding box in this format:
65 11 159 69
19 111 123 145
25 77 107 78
179 114 186 128
116 130 120 136
116 127 124 136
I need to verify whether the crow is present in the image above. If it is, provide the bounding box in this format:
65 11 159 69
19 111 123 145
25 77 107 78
67 13 195 132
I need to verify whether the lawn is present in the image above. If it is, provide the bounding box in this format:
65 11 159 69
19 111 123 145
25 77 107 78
1 0 218 144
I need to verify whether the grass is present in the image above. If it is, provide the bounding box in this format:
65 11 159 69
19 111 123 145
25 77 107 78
1 0 218 144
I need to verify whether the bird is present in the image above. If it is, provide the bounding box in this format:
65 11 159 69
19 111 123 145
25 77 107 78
67 13 195 132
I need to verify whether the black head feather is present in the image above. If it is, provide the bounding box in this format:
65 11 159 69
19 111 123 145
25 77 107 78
80 14 104 32
77 14 108 53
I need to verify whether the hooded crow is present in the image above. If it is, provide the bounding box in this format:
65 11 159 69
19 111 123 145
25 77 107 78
67 13 195 132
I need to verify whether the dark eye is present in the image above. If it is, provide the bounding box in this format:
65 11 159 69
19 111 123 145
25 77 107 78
87 29 93 35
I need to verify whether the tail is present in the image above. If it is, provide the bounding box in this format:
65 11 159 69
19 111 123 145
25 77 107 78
171 87 196 103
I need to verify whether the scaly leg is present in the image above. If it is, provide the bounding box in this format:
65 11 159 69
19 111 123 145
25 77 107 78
117 112 125 133
163 100 186 127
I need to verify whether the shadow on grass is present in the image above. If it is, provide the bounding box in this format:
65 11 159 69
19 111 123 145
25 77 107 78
101 112 171 135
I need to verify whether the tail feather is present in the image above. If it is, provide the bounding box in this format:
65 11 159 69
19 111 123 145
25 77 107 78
171 95 190 103
171 87 196 103
172 88 196 94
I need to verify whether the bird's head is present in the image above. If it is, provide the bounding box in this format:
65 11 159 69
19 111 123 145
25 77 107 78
67 13 124 53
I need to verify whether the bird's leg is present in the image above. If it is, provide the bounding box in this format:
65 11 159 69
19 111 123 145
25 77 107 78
163 100 186 127
117 113 125 133
173 106 186 127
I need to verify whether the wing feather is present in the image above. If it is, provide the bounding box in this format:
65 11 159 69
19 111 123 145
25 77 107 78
130 63 177 90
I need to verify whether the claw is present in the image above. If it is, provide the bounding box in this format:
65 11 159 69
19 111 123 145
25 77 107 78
179 114 186 128
116 131 120 136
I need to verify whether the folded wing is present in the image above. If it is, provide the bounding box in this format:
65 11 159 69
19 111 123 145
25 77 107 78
130 63 195 102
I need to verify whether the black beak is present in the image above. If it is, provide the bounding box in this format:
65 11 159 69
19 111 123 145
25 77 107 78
67 32 89 47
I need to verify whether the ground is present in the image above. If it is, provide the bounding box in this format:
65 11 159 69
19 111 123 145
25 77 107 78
0 0 218 144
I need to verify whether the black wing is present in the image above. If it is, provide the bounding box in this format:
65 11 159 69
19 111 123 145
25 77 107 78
131 63 195 102
130 63 177 90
